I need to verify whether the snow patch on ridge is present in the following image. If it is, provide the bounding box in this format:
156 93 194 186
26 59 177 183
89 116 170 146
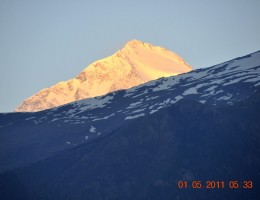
77 95 114 112
127 101 143 109
171 95 183 103
183 87 198 95
89 126 96 133
125 113 145 120
92 113 115 121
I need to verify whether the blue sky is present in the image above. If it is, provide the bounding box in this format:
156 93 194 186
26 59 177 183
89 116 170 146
0 0 260 112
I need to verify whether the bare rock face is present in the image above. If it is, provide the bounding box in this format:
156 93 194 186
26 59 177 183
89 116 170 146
16 40 192 112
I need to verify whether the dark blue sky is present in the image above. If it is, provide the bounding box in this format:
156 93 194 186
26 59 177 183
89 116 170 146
1 0 260 112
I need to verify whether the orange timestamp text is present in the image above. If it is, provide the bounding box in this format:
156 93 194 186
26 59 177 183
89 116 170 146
177 180 253 189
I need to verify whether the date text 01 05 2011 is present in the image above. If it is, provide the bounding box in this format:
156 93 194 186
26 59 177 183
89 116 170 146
177 180 253 189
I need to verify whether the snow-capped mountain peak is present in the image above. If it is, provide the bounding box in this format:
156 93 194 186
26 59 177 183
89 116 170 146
0 50 259 180
1 50 260 200
15 40 192 112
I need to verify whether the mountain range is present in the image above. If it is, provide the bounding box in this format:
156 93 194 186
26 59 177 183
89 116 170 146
0 50 260 200
15 40 192 112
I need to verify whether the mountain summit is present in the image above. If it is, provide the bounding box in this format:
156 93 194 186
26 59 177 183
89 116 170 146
16 40 192 112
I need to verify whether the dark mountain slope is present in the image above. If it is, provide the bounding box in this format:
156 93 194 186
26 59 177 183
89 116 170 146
1 94 259 200
1 50 260 175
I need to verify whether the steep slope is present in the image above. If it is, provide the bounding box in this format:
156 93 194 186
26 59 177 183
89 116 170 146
15 40 192 112
1 95 260 200
0 50 260 199
0 50 260 174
